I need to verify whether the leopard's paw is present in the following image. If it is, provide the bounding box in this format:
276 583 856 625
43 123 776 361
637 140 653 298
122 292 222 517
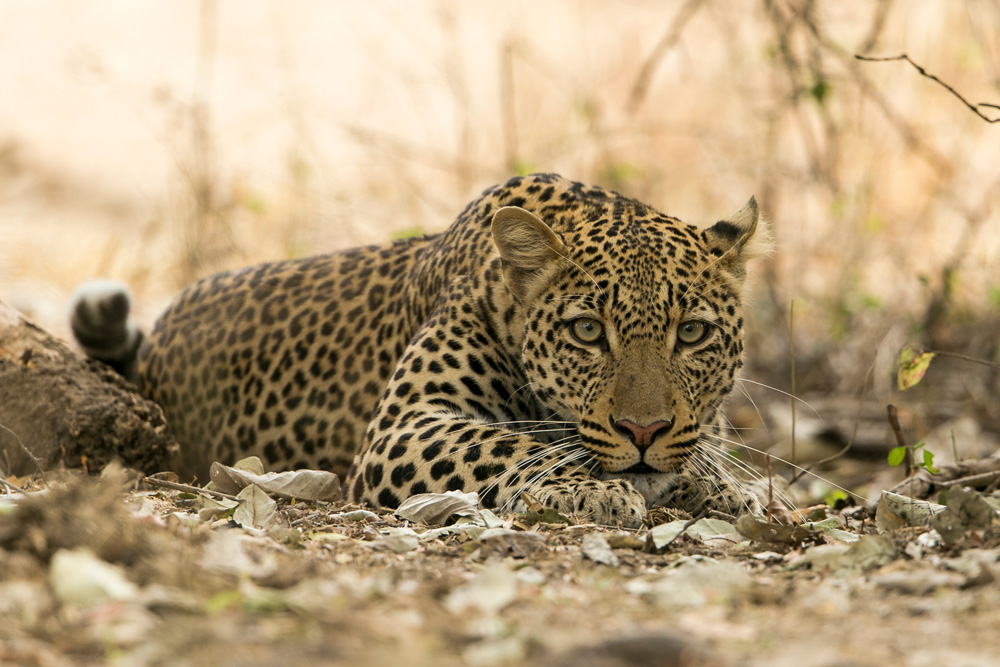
530 478 647 528
653 473 763 517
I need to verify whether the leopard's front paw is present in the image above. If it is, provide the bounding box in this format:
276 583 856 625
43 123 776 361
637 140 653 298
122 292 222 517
531 478 647 528
653 474 762 517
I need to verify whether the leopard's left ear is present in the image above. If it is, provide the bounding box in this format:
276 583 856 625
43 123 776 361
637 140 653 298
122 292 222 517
491 206 566 304
702 196 773 274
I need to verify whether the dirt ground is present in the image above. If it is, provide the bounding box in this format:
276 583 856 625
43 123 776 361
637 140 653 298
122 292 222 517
2 463 1000 667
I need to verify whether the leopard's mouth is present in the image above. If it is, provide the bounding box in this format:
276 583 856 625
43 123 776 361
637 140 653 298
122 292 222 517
618 462 659 475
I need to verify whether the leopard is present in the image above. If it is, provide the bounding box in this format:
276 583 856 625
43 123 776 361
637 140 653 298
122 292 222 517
71 173 771 528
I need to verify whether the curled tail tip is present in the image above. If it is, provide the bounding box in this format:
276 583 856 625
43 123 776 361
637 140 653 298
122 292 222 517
69 279 142 379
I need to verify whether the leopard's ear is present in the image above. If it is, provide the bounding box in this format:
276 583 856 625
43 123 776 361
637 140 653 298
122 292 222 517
702 196 772 275
491 206 565 304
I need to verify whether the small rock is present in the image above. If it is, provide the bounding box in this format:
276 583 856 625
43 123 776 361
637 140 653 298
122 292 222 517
478 528 546 559
581 533 619 567
49 548 139 607
445 564 519 615
872 569 965 595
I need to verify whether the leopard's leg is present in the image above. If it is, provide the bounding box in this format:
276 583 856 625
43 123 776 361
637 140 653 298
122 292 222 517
349 413 647 528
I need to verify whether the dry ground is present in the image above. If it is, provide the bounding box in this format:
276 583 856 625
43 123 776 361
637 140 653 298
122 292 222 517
2 466 1000 667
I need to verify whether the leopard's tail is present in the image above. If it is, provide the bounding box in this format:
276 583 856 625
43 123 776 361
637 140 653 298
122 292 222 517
69 279 144 383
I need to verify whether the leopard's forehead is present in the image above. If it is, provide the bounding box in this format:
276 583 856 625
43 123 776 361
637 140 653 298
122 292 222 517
550 197 732 323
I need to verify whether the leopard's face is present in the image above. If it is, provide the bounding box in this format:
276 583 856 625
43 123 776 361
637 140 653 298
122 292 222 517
501 206 750 478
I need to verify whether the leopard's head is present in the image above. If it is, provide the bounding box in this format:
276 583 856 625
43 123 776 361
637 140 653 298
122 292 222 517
491 195 770 483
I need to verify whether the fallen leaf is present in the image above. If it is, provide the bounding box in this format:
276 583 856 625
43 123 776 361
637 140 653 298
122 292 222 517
930 487 997 544
877 490 945 531
395 490 480 525
735 515 816 546
803 517 859 543
232 484 278 530
651 518 742 549
210 462 341 502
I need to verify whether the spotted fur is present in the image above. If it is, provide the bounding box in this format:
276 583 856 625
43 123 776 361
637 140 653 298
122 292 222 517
71 174 770 527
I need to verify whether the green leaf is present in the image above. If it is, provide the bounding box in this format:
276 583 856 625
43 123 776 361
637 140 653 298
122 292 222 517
824 489 849 508
897 347 936 391
887 446 907 467
922 449 939 474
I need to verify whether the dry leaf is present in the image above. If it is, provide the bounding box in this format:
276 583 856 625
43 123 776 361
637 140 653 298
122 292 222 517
395 491 480 525
233 484 278 530
210 462 341 502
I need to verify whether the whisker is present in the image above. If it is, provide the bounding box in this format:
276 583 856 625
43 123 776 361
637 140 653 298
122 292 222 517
709 435 864 503
736 378 821 417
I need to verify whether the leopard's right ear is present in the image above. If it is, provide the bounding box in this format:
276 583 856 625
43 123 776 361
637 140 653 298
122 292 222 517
491 206 565 304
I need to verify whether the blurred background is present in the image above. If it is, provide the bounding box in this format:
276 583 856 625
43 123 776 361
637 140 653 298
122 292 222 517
2 0 999 502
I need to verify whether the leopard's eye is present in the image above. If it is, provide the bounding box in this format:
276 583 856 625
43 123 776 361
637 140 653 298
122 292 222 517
677 320 711 345
570 317 604 345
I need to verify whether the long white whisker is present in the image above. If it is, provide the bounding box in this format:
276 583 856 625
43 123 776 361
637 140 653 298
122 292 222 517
737 378 821 417
710 435 863 503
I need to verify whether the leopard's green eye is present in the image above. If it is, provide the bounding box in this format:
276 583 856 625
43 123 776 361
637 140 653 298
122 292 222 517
677 320 710 345
570 317 604 345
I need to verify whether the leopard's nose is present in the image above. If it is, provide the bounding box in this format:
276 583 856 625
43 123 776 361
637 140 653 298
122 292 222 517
611 417 674 449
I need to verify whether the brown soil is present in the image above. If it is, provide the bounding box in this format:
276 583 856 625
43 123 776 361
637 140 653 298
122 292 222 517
1 470 999 667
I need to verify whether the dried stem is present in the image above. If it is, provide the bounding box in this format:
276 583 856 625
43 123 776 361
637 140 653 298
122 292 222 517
626 0 706 115
144 476 239 501
886 404 912 477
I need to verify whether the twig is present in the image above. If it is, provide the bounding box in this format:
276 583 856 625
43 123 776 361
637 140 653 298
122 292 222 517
886 404 912 476
931 349 1000 370
0 476 26 494
936 470 1000 488
855 53 1000 123
144 476 239 501
626 0 706 114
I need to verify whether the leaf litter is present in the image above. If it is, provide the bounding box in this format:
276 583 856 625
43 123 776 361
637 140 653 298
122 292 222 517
3 458 1000 666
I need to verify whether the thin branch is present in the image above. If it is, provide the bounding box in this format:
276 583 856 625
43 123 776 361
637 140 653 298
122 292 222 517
855 53 1000 123
0 476 26 495
144 476 239 501
886 404 912 477
937 470 1000 488
626 0 706 115
932 349 1000 370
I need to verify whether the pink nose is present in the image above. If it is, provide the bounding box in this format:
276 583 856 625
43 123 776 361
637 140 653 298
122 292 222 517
612 418 674 448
